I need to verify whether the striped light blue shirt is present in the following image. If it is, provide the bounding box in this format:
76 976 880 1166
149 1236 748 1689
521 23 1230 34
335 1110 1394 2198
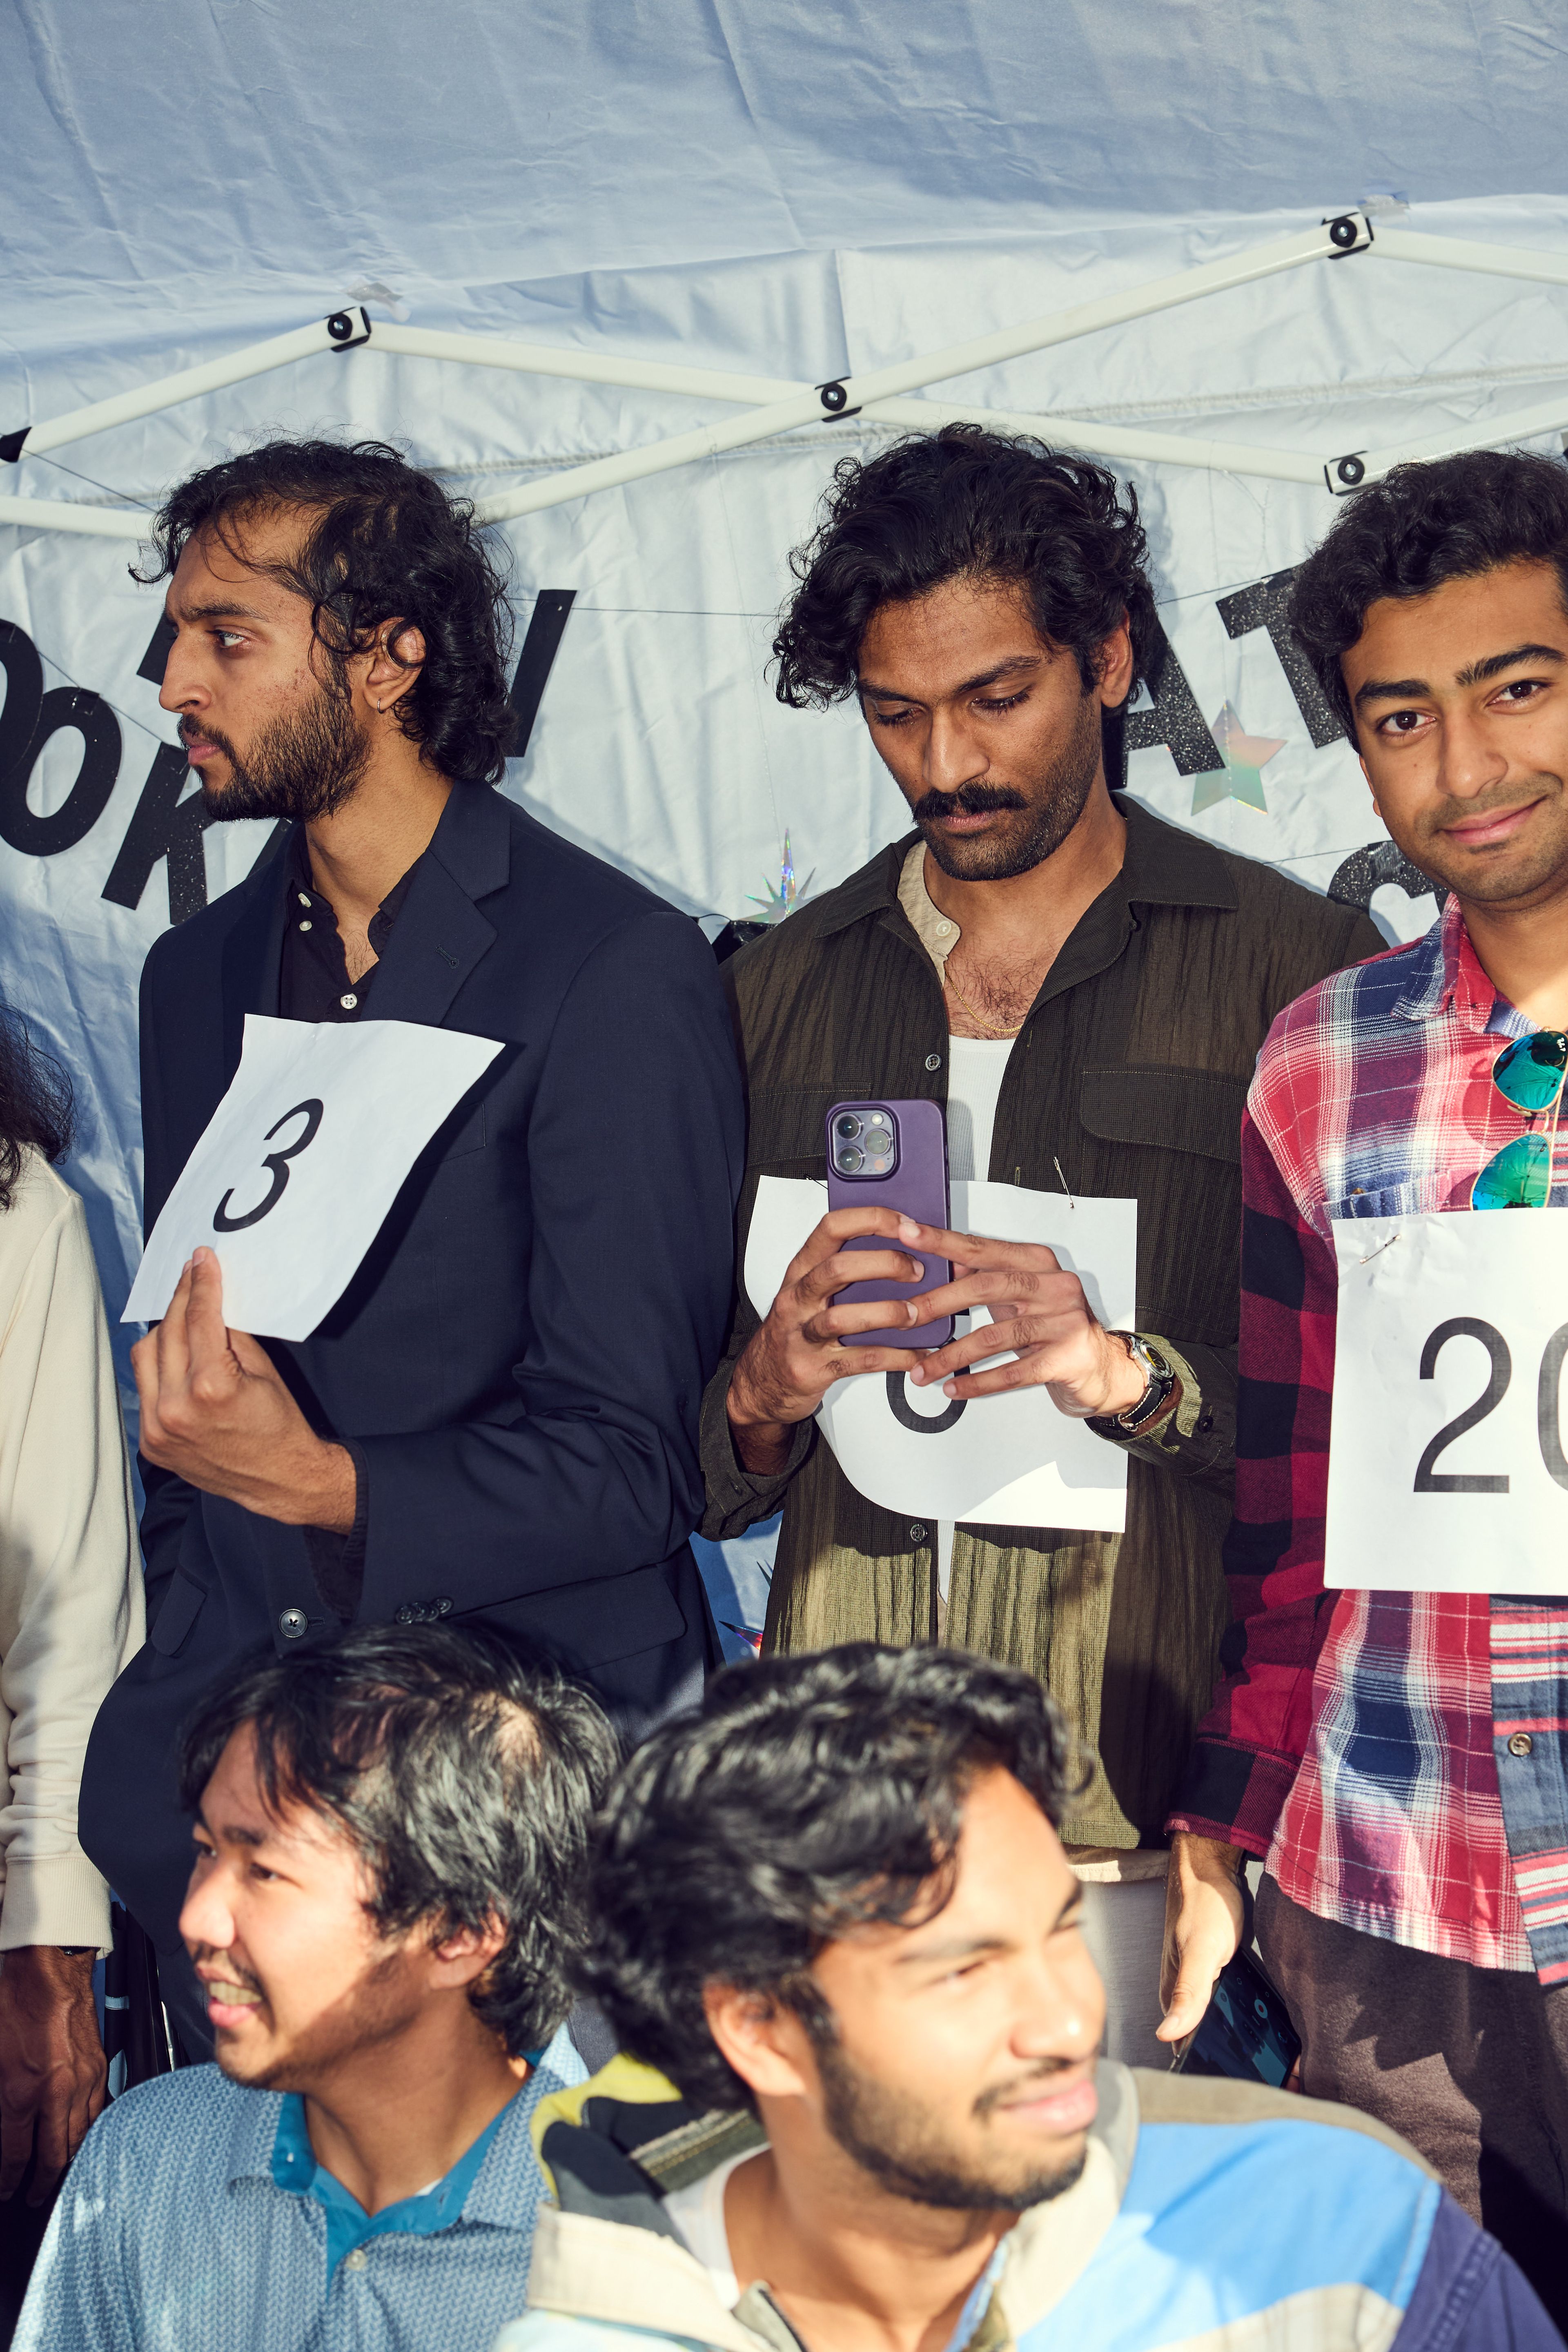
15 2023 584 2352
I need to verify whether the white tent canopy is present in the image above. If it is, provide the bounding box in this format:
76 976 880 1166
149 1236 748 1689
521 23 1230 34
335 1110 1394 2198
4 0 1568 1381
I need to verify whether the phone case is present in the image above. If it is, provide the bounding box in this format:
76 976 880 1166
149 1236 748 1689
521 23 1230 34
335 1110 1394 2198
1170 1949 1301 2089
824 1098 953 1348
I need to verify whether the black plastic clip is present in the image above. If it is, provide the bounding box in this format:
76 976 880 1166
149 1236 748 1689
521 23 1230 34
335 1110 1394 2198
1322 212 1373 256
0 427 29 464
1325 451 1369 494
816 380 862 420
325 307 372 352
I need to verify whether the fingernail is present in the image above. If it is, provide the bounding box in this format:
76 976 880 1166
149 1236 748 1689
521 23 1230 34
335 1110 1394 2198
898 1217 920 1239
943 1380 958 1397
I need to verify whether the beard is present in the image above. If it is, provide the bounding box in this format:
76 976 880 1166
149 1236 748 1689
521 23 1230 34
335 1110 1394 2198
204 1945 425 2094
187 675 371 824
813 2036 1090 2213
913 692 1103 882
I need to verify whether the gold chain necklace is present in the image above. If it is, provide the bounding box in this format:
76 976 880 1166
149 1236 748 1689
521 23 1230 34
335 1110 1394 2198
942 955 1022 1039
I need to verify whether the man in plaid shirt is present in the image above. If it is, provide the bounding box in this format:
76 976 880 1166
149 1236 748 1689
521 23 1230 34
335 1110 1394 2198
1162 449 1568 2325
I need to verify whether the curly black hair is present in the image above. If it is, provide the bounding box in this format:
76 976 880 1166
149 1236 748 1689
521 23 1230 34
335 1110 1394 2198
178 1623 619 2058
133 439 516 784
1290 449 1568 741
0 1011 72 1211
578 1642 1083 2115
771 425 1156 714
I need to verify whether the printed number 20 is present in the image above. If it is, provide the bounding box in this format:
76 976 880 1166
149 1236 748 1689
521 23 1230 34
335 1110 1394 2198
1414 1315 1568 1494
213 1098 325 1234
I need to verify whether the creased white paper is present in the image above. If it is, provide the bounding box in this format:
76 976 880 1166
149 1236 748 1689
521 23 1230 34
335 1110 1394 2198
124 1015 502 1341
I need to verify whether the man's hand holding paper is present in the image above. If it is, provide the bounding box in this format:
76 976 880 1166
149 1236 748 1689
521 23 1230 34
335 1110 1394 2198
134 1247 357 1530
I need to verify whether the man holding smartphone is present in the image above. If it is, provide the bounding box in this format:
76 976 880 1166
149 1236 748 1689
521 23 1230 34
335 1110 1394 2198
702 425 1377 2063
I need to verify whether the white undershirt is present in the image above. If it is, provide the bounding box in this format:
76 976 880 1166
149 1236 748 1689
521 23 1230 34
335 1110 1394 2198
664 2149 753 2307
936 1038 1014 1599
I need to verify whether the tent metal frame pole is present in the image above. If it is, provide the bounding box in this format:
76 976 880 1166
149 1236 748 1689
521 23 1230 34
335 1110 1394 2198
8 213 1568 534
473 217 1361 521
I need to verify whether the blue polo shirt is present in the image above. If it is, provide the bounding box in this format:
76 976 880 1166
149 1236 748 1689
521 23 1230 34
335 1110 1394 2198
14 2024 586 2352
271 2081 517 2276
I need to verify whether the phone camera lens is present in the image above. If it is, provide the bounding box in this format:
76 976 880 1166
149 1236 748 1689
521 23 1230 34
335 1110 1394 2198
835 1146 864 1173
835 1114 861 1140
864 1127 893 1156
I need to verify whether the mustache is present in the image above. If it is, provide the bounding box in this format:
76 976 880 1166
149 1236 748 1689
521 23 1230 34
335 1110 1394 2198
192 1945 262 1994
179 716 238 759
912 783 1029 822
973 2056 1083 2120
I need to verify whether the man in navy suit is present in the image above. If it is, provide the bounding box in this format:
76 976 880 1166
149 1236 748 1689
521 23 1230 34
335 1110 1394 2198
80 439 744 2056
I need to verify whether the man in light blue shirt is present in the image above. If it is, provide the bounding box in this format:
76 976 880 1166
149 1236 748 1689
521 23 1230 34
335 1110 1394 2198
17 1622 617 2352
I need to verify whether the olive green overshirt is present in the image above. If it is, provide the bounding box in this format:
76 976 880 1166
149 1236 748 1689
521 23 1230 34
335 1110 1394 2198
700 798 1380 1849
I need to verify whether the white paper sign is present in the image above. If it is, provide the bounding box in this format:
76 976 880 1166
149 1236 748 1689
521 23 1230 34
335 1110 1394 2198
1326 1207 1568 1595
124 1015 503 1341
745 1177 1137 1530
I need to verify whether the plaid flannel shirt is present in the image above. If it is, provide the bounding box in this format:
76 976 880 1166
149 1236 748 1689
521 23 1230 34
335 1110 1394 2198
1171 897 1568 1984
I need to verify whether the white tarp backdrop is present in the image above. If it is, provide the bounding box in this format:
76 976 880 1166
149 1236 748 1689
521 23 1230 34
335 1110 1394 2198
6 0 1568 1458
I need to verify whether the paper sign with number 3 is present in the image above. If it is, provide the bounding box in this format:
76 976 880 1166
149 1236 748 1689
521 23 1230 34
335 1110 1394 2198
124 1014 501 1342
1325 1206 1568 1594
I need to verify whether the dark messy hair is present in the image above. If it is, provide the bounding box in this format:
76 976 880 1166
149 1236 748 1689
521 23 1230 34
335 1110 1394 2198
178 1623 619 2057
0 1011 73 1211
1291 449 1568 741
771 425 1156 718
133 438 516 784
579 1643 1082 2114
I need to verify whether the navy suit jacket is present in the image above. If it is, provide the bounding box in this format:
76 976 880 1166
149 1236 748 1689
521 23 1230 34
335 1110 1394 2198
82 784 744 1949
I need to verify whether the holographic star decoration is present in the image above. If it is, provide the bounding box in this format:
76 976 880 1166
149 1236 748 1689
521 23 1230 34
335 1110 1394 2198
1190 703 1287 815
747 830 816 921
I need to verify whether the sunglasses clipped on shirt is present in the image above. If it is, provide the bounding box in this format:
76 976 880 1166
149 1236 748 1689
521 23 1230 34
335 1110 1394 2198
1471 1031 1568 1209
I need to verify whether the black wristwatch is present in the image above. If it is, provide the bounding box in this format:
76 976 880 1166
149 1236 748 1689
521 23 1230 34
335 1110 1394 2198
1085 1333 1178 1438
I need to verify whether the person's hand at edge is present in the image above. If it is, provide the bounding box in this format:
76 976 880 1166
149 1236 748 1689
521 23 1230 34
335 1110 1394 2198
726 1206 933 1473
133 1247 356 1529
0 1947 106 2203
1157 1832 1247 2045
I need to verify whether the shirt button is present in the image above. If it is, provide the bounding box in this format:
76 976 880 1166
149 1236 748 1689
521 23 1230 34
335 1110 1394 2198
936 920 953 936
344 2248 368 2272
278 1606 308 1640
1508 1731 1535 1757
298 920 312 932
909 1522 928 1544
297 892 311 908
340 992 358 1010
924 1053 941 1072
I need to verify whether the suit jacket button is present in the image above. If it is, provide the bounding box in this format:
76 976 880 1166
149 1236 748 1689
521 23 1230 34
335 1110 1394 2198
278 1606 308 1640
909 1522 928 1544
924 1054 942 1072
433 1597 453 1617
394 1605 414 1626
1508 1731 1535 1756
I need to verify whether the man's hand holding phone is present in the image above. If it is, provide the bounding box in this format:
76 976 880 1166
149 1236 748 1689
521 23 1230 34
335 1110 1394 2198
726 1206 934 1472
728 1211 1153 1475
906 1225 1152 1420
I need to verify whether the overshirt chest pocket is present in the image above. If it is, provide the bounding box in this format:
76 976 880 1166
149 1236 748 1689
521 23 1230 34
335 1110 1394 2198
1079 1065 1250 1165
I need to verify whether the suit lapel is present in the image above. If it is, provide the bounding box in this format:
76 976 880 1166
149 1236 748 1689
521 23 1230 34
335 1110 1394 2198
361 785 509 1029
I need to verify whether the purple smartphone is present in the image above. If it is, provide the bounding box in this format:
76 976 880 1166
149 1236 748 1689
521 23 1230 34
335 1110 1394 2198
824 1098 953 1348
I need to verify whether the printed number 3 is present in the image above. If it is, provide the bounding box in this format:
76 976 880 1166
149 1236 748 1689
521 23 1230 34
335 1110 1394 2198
1414 1316 1568 1494
213 1099 325 1234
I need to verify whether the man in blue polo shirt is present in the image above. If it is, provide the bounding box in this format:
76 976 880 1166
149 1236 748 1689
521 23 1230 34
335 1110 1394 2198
16 1624 617 2352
